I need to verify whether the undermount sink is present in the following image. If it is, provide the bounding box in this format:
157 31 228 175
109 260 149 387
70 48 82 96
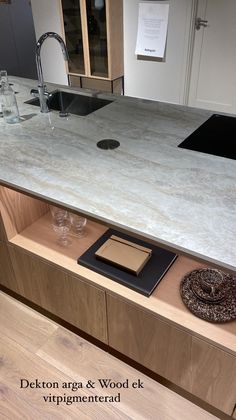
25 90 113 116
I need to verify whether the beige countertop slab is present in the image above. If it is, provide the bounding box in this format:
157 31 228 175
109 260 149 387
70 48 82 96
0 77 235 271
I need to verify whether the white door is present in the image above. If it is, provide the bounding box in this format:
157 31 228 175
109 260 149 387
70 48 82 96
188 0 236 114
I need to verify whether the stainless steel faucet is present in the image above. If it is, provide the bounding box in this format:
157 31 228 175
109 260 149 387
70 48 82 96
32 32 69 113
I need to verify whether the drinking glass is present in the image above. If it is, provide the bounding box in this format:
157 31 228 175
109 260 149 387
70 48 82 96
69 213 87 238
50 205 68 225
52 218 71 247
50 205 71 246
2 92 20 124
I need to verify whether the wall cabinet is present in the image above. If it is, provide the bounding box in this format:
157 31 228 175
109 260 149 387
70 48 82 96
0 0 37 79
61 0 123 93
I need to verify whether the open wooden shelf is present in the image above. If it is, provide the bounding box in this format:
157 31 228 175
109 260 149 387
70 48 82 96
10 212 107 276
8 212 236 357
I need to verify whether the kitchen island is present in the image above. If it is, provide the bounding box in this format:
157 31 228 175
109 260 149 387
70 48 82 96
0 77 235 417
0 77 235 270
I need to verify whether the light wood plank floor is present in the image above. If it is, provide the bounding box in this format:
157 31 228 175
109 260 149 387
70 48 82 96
0 291 218 420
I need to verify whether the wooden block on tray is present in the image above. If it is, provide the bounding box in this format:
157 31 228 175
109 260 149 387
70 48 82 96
95 235 152 275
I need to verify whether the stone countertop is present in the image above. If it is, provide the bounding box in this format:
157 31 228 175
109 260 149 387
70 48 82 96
0 77 235 271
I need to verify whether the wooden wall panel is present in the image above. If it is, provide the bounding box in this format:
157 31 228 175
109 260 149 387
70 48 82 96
0 242 18 293
106 0 124 79
0 212 6 241
0 187 48 240
8 246 107 343
80 0 90 76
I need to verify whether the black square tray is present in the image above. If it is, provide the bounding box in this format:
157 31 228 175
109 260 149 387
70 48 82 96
78 229 177 296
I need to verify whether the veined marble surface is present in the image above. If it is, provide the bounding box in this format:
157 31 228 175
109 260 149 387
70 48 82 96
0 77 235 270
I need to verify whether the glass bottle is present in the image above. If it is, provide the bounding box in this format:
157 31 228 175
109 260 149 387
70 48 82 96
0 70 20 124
0 70 7 117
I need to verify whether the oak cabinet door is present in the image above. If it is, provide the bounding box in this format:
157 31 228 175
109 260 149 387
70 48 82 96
107 294 236 415
107 294 192 389
9 246 107 343
191 337 236 415
0 242 18 292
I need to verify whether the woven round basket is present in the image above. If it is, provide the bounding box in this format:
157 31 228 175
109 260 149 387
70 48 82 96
180 268 236 323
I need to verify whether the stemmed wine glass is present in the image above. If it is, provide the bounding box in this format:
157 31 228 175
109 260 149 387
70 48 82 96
69 213 87 238
50 205 71 246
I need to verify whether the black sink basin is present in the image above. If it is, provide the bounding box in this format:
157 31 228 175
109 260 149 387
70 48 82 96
25 90 112 116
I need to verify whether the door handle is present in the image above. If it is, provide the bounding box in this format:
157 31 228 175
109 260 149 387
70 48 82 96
195 17 208 30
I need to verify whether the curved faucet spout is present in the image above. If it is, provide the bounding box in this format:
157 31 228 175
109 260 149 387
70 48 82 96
35 32 69 113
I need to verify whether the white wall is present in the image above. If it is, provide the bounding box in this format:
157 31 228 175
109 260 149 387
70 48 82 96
31 0 68 85
123 0 194 104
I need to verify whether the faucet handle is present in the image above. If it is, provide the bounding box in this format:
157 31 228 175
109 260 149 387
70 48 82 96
30 88 39 97
30 87 52 99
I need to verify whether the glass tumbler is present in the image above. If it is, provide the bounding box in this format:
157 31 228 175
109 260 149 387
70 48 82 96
52 219 71 247
50 206 68 225
69 213 87 238
50 206 71 246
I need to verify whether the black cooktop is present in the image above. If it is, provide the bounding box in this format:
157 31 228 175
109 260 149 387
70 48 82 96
178 114 236 160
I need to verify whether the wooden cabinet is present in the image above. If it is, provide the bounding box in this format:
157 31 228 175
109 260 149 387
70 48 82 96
61 0 123 93
0 241 18 293
69 74 123 94
0 214 6 241
107 293 192 388
8 246 107 343
0 185 235 416
191 337 236 415
107 294 236 415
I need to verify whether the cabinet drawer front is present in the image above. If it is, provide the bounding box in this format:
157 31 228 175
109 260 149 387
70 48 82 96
9 246 107 343
0 242 17 292
191 337 236 415
107 294 192 389
107 294 236 415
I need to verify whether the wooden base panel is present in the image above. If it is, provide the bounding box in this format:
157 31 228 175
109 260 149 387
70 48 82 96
69 74 123 94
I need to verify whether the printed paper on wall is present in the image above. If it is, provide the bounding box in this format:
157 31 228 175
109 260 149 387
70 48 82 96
135 2 169 58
